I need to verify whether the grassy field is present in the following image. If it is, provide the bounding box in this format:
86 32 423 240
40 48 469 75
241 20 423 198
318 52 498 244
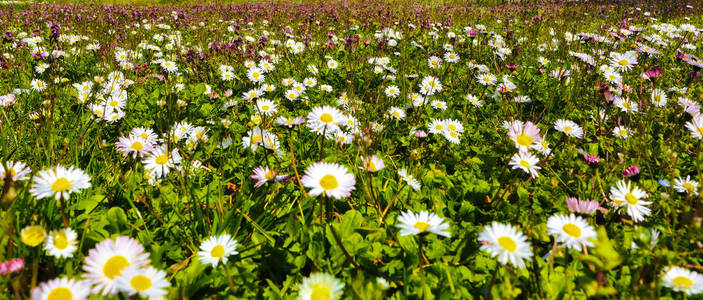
1 0 703 299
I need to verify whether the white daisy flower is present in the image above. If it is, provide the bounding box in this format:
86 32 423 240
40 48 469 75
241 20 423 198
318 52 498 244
478 222 533 269
609 51 638 71
396 210 450 238
142 146 181 179
30 165 91 201
362 155 385 172
612 126 631 138
31 79 47 91
115 265 170 299
301 162 356 199
419 76 442 96
661 266 703 295
306 106 346 134
398 169 421 191
256 99 278 116
554 119 583 138
0 160 32 181
31 277 91 300
546 214 597 251
297 273 345 300
82 236 150 295
466 94 482 107
197 234 239 267
388 106 406 120
427 119 446 135
44 228 78 258
384 85 400 98
673 175 699 195
651 89 668 107
685 115 703 139
508 152 541 178
609 180 651 223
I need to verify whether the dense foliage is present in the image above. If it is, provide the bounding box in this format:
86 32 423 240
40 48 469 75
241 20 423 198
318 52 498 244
2 0 703 299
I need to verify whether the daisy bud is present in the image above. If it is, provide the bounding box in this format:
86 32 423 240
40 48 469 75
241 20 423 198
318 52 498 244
0 258 24 275
623 165 640 179
20 225 46 247
584 154 601 165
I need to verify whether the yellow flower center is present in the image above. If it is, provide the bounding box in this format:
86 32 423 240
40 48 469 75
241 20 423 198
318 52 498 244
155 154 169 165
8 168 16 177
498 236 517 252
320 113 334 123
319 175 339 190
697 127 703 136
434 125 443 131
140 133 148 139
618 59 629 66
624 192 638 205
251 135 262 144
622 101 631 109
53 231 69 250
564 126 572 132
683 182 695 192
103 255 129 279
310 284 331 300
673 276 694 288
130 275 152 292
516 133 533 146
619 130 627 136
210 245 225 258
562 223 582 238
47 287 72 300
265 170 275 180
368 161 377 171
392 112 399 117
262 105 270 111
110 100 119 107
414 221 431 232
519 160 530 168
130 141 143 151
51 177 72 193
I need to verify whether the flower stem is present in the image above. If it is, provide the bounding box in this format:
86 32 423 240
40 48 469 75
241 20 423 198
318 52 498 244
221 263 235 291
59 195 69 227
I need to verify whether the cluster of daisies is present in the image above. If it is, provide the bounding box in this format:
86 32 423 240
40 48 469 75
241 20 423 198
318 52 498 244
114 123 210 181
28 236 169 300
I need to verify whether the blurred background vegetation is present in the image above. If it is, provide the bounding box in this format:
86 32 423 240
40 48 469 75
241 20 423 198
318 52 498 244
0 0 627 7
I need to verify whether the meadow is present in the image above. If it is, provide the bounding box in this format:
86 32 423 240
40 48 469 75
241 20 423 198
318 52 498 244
1 0 703 299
